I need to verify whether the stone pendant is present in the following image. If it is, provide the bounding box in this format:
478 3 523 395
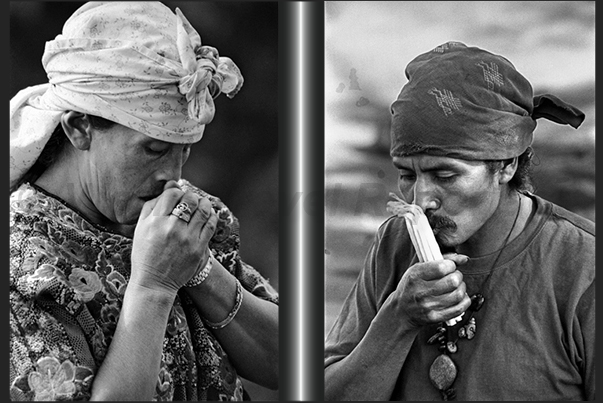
429 354 457 392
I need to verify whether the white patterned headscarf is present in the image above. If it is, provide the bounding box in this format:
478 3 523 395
10 2 244 189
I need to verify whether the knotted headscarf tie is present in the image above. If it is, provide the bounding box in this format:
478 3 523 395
10 2 244 189
175 8 243 122
390 41 585 160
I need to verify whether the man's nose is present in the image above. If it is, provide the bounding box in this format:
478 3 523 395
413 178 440 213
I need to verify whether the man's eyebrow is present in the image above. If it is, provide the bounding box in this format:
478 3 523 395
394 161 460 171
422 163 460 172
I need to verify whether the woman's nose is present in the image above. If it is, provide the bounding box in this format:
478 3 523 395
156 157 183 183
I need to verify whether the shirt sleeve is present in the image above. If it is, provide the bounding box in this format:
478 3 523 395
324 235 380 368
324 216 412 369
575 280 595 400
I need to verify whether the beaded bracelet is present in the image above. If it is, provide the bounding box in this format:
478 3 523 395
204 280 243 330
184 250 213 288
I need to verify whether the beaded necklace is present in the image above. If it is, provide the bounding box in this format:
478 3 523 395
427 193 522 400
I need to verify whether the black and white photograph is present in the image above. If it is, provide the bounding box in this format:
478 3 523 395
10 2 279 401
8 1 596 401
324 1 595 400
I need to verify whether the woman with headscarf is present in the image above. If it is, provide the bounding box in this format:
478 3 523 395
10 2 278 400
324 42 594 400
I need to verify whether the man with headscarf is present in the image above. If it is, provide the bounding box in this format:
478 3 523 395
324 42 594 401
10 2 278 400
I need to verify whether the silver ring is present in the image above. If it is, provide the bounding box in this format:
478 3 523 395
171 202 192 223
174 202 192 215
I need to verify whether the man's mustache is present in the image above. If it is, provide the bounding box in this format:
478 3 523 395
426 213 457 232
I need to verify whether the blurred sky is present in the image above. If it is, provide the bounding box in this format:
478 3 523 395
324 1 596 334
326 0 595 168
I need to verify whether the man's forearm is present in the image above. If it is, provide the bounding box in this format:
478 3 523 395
325 302 421 401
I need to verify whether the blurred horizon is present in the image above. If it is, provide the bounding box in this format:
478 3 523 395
325 1 595 335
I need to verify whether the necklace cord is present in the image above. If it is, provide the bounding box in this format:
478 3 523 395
476 191 522 297
428 192 523 400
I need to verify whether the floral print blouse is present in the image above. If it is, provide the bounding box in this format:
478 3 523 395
10 181 278 401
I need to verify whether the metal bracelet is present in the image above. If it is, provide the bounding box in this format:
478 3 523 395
204 280 243 330
184 252 213 288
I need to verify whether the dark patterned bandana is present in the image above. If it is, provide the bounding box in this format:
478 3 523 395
390 41 585 160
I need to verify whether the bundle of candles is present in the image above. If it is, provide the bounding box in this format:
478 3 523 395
386 193 463 326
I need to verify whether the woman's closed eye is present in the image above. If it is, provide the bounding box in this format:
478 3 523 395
146 145 169 156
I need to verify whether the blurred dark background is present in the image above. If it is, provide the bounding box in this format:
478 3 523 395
10 2 278 400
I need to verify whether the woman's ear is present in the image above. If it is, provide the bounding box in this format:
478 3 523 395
60 111 92 150
498 157 518 185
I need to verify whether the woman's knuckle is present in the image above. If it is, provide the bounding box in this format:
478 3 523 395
166 188 184 198
198 198 212 210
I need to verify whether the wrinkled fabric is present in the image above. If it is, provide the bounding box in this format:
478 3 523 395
390 41 585 160
325 193 595 400
10 2 244 189
10 179 278 401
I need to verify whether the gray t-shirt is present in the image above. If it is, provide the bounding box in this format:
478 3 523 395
325 193 594 400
